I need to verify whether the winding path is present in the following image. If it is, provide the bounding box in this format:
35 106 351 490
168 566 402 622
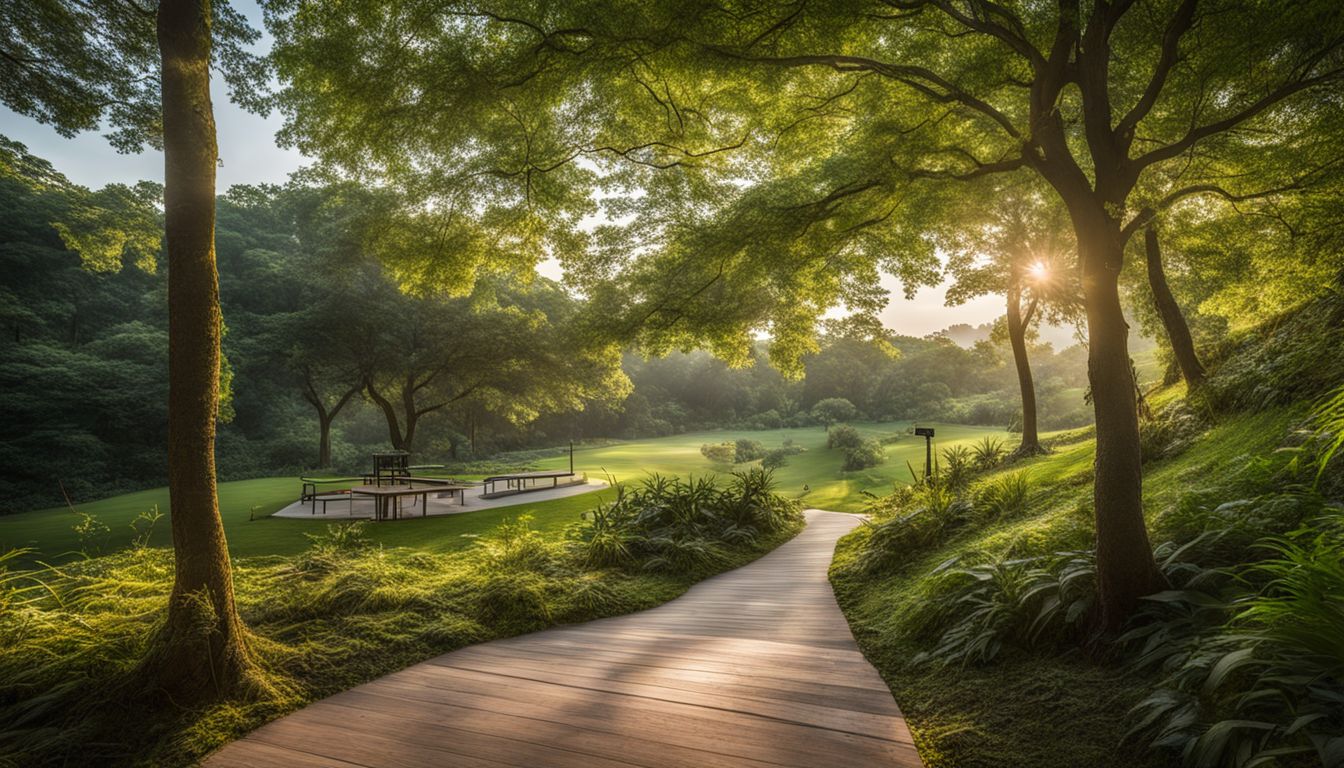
205 510 922 768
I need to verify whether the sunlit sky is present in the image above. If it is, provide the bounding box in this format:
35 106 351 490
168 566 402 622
0 0 1022 343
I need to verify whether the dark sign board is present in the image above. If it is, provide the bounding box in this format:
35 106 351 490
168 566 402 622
914 427 935 437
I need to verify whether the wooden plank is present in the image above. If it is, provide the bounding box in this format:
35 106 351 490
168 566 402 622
204 510 924 767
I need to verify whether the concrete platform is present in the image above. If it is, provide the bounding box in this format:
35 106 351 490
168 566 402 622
272 479 608 521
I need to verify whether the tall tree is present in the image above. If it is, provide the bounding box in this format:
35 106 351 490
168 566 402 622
264 0 1344 629
2 0 268 698
1142 223 1204 387
944 182 1082 454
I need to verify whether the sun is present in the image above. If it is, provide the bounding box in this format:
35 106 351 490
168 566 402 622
1027 261 1051 281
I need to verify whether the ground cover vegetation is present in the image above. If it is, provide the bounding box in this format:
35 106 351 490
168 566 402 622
0 469 802 766
830 292 1344 767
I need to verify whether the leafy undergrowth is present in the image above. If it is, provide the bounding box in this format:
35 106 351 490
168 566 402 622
833 401 1344 767
0 469 803 767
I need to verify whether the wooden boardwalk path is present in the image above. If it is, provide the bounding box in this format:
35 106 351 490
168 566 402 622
205 510 923 768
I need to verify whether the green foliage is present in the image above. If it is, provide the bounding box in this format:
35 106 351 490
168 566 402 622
941 445 975 489
1201 291 1344 414
0 1 264 152
1125 514 1344 768
908 551 1096 668
1139 400 1208 463
761 448 790 469
843 438 887 471
699 441 737 464
71 511 109 556
975 471 1036 523
855 472 972 574
812 397 858 424
733 438 766 462
827 424 864 450
972 436 1008 470
1310 384 1344 485
571 469 803 574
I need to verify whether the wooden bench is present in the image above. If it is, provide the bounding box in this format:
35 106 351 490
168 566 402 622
403 477 477 505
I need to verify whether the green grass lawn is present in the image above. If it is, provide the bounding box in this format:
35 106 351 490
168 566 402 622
0 478 613 565
1 421 1008 565
538 421 1012 512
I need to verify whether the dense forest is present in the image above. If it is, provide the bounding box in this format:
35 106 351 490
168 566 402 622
1 136 1094 511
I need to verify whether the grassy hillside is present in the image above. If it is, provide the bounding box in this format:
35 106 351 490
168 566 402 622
536 421 1012 511
830 291 1344 768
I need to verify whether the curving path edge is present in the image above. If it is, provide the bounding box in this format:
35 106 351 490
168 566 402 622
205 510 923 767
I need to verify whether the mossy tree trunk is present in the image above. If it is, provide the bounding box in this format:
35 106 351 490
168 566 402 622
151 0 260 701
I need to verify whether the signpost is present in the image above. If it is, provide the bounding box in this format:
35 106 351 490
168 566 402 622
914 427 935 479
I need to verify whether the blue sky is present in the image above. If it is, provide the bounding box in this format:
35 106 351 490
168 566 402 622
0 0 1012 340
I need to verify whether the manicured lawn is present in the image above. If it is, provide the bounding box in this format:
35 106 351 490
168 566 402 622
0 477 612 565
0 420 1009 564
538 421 1012 512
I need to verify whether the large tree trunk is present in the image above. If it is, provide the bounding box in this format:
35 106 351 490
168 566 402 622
1006 274 1043 455
1076 212 1168 632
1144 225 1204 387
150 0 259 701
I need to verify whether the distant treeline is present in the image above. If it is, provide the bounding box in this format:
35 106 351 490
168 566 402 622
0 137 1090 511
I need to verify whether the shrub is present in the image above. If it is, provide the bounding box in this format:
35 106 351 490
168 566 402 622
908 551 1096 667
699 441 737 464
1126 514 1344 768
856 472 972 573
975 471 1035 522
827 424 864 450
972 436 1007 469
812 397 858 424
734 438 766 462
761 448 791 469
571 469 803 574
1139 400 1207 462
941 445 974 489
843 438 887 471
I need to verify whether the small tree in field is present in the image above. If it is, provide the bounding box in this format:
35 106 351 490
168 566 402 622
812 398 858 425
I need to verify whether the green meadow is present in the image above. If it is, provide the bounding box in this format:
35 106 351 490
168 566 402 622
543 421 1012 511
0 421 1009 564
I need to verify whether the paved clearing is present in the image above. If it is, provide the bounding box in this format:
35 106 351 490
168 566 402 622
205 510 923 768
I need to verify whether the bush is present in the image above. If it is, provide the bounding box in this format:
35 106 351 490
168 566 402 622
812 397 858 424
699 442 737 464
827 424 864 450
571 469 804 574
972 436 1007 469
908 551 1096 667
855 473 972 573
734 438 766 462
1139 400 1207 462
975 471 1035 522
941 445 974 489
1126 514 1344 768
761 448 790 469
843 438 887 471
